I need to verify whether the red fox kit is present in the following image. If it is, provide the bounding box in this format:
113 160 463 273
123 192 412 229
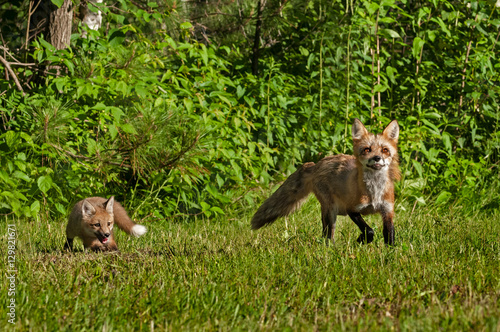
64 196 147 251
252 119 400 245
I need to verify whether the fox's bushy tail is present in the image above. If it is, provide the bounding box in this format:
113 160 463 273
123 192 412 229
113 201 147 237
251 162 315 230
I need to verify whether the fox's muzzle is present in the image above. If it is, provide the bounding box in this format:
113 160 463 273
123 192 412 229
96 232 111 243
367 156 385 170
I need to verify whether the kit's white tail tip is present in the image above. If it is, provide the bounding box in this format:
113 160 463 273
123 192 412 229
131 224 147 237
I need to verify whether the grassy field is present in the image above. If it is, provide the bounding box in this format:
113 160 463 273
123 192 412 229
1 198 499 331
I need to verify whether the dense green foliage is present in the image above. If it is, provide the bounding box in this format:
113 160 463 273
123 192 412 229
1 203 499 329
1 1 499 216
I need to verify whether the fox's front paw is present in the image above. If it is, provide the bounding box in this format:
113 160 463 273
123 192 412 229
356 229 374 244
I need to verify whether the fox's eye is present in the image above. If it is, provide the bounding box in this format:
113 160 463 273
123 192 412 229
363 147 371 153
108 222 111 226
94 223 100 227
382 147 389 153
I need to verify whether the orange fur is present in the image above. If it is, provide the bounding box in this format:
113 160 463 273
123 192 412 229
251 119 400 245
64 196 147 252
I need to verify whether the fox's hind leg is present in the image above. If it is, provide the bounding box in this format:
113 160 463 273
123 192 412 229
348 212 374 244
64 238 74 251
321 207 337 244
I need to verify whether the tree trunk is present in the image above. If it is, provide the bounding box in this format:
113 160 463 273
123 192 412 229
29 0 73 50
251 0 264 76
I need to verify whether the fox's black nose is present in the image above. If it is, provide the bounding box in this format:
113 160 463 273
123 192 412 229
104 233 110 238
372 155 382 162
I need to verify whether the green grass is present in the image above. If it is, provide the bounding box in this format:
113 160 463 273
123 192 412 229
1 199 499 331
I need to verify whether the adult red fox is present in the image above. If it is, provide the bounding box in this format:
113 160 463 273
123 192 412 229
64 196 147 251
251 119 400 245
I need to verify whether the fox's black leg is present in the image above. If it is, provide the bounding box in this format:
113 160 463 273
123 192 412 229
321 208 337 243
381 210 395 246
348 212 374 244
64 238 73 251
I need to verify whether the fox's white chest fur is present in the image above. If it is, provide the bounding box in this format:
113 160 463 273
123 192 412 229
364 168 388 207
354 167 393 213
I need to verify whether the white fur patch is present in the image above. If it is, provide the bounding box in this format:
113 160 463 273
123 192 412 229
131 224 147 237
355 203 369 212
363 167 389 210
382 201 394 212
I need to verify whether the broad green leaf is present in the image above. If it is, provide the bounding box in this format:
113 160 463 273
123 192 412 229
381 0 396 7
180 22 192 30
111 107 124 122
210 206 224 214
364 2 380 15
435 191 451 205
379 29 401 39
412 160 423 178
442 132 452 155
55 202 66 215
37 176 53 194
432 17 451 37
421 119 440 136
135 85 148 98
116 81 128 96
373 84 387 93
108 30 126 47
121 123 137 134
109 124 118 140
13 171 30 182
200 44 208 66
19 132 33 144
5 131 17 147
386 66 397 84
237 86 245 99
109 13 125 24
63 59 74 75
423 112 441 120
87 138 97 155
39 38 56 52
31 201 40 214
412 37 425 59
415 196 426 205
51 0 64 8
427 30 437 42
154 97 164 108
184 98 193 112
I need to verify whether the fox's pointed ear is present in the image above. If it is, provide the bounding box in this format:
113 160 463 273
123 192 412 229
352 119 369 141
382 120 399 142
82 200 96 217
105 196 114 214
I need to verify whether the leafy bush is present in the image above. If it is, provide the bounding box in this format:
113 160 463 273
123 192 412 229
0 0 499 221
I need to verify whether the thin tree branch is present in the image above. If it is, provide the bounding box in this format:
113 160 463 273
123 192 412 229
0 55 25 94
